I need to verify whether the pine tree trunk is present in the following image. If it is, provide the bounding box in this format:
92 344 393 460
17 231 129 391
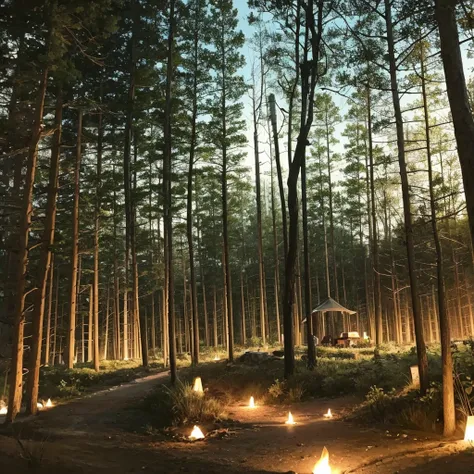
66 109 83 369
25 89 63 415
420 48 455 434
88 285 93 362
163 0 177 382
52 269 60 365
268 94 288 256
240 272 246 345
187 4 200 365
104 283 110 360
302 148 315 368
113 172 121 360
435 0 474 247
213 287 218 348
384 0 428 394
132 133 147 366
203 283 209 347
6 47 50 422
44 257 54 365
93 107 103 372
270 153 281 343
151 292 156 356
367 87 383 346
252 84 266 345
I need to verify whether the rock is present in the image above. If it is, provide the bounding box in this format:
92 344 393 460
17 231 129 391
238 351 271 364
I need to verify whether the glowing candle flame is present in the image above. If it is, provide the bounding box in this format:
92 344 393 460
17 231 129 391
45 398 53 408
193 377 204 394
285 411 296 425
465 416 474 442
323 409 332 418
189 425 205 440
249 396 255 408
313 447 331 474
0 406 7 415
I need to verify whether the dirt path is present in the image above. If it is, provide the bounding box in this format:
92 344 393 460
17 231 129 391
0 371 471 474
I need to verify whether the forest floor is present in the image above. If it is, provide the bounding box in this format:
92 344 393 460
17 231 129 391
0 367 472 474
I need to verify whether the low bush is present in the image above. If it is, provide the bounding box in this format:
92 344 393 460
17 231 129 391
142 381 226 428
350 384 442 432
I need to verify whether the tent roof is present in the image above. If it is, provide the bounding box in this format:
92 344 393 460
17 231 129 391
311 297 356 315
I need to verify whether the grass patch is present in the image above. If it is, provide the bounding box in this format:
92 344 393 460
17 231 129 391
349 385 442 433
142 381 226 429
37 359 165 400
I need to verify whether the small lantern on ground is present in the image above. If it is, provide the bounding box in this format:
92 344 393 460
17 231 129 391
189 425 205 441
193 377 204 394
313 447 331 474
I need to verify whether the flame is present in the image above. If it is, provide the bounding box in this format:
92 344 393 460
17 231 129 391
313 447 331 474
323 409 332 418
285 411 296 425
213 356 220 361
249 396 255 408
0 406 7 415
189 425 205 440
45 398 53 408
193 377 204 394
37 402 43 409
465 416 474 442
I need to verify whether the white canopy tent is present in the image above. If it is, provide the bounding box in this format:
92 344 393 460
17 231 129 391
302 297 356 323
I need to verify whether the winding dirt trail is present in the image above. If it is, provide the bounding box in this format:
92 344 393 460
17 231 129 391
0 371 470 474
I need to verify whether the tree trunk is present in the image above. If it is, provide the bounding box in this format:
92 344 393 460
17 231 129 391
421 47 455 435
93 107 103 372
367 87 382 346
435 0 474 247
268 94 288 257
25 89 63 415
44 256 54 365
302 148 315 368
132 132 147 365
384 0 428 394
187 5 200 365
163 0 177 382
6 49 50 422
252 80 266 345
65 109 82 369
88 285 93 362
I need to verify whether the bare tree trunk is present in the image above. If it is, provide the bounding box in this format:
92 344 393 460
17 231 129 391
92 107 103 372
213 287 218 348
435 0 474 247
104 282 110 360
163 0 177 382
66 109 82 369
384 0 428 394
113 171 121 360
421 48 455 435
367 87 382 346
151 292 156 357
52 268 60 365
302 146 315 368
25 89 63 415
6 47 50 422
240 272 246 345
269 94 287 257
44 257 54 365
88 285 93 362
283 0 324 378
132 133 147 365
